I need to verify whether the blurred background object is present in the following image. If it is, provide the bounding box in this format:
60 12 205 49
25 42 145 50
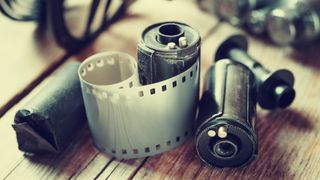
198 0 277 25
215 35 296 110
0 0 134 51
197 0 320 48
246 0 297 35
267 0 320 46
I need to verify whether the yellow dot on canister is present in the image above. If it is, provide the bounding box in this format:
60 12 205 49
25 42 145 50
207 130 216 137
218 126 227 138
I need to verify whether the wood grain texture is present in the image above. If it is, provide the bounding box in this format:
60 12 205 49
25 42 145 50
71 153 113 180
96 158 146 180
0 61 92 179
133 23 320 179
0 15 66 117
73 0 218 60
0 0 219 179
2 0 320 179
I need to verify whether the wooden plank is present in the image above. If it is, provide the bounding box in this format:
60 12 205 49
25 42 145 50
0 66 57 179
5 125 98 180
0 60 91 179
72 154 113 180
74 0 219 59
96 158 146 180
2 1 219 179
0 15 66 117
132 141 195 179
3 1 320 179
1 58 122 180
69 1 220 179
2 1 320 179
132 23 320 179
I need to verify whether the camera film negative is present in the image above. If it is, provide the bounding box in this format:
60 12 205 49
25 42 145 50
79 51 199 159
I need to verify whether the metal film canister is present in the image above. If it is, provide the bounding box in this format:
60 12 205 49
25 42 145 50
215 34 295 110
246 0 297 35
267 0 320 46
196 59 257 168
79 50 199 159
213 0 277 25
137 22 201 84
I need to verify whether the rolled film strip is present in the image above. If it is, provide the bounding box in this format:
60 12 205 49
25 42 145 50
79 51 199 159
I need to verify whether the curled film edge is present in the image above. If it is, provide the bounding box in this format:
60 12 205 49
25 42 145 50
78 51 199 159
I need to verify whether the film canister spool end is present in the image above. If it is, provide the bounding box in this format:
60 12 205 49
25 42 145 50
215 34 295 110
137 21 201 84
196 60 257 167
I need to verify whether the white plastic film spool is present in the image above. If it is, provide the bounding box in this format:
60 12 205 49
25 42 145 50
79 51 199 159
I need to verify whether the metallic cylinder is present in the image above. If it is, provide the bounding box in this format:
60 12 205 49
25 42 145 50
196 59 257 168
137 22 201 84
228 48 295 109
267 0 320 46
246 0 296 35
215 34 295 110
213 0 277 25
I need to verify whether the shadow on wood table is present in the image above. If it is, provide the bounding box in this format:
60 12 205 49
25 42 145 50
289 45 320 69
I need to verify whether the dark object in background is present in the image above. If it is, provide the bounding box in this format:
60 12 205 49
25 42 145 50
12 62 86 154
246 0 296 35
196 59 257 168
137 22 201 84
267 0 320 46
216 35 295 110
0 0 133 52
0 0 45 21
212 0 276 25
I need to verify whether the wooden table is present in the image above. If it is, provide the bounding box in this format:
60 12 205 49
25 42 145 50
1 0 320 179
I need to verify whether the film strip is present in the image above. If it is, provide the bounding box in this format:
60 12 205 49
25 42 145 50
79 51 199 159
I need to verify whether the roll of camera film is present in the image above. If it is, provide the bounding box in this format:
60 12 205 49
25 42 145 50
196 59 257 167
79 51 199 159
79 22 200 159
137 22 201 84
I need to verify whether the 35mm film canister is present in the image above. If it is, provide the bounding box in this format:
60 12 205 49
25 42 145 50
212 0 276 25
137 22 201 84
196 59 257 168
